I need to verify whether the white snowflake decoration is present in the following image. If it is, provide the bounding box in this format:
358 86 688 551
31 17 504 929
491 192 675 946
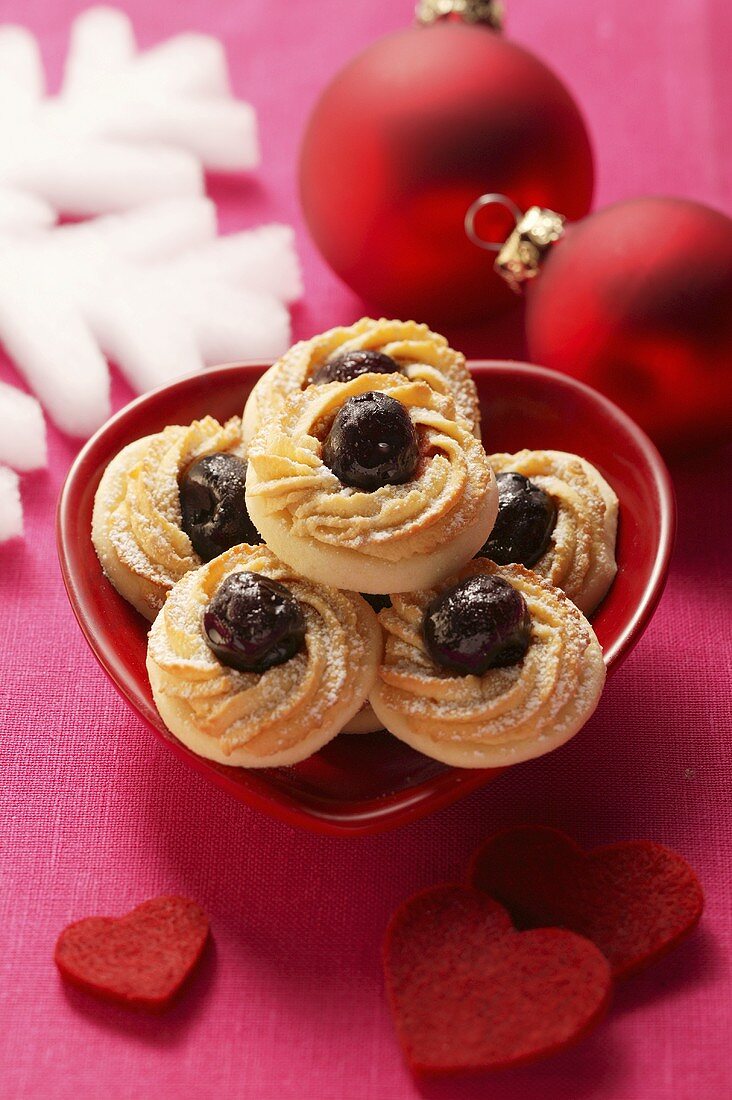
0 465 23 543
0 8 302 542
0 375 46 544
0 381 46 471
0 7 258 225
0 197 301 438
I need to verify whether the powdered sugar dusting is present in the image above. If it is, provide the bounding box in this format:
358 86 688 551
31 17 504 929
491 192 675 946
147 543 379 764
371 558 606 767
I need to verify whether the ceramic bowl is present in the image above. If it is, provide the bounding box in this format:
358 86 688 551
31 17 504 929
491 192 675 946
57 361 675 835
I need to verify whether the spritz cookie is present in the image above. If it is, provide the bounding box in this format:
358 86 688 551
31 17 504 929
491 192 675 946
370 557 606 768
242 317 481 443
245 374 498 594
147 544 382 768
92 416 259 620
480 450 618 614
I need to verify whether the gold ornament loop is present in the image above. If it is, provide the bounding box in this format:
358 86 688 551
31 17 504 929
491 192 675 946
415 0 504 30
465 193 566 293
495 206 566 293
464 192 523 253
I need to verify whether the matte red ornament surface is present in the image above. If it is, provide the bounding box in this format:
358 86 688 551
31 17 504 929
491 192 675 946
526 196 732 451
383 884 612 1074
57 361 674 836
54 896 209 1012
469 826 704 978
299 20 594 324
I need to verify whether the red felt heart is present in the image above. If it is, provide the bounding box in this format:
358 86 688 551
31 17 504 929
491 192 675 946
55 896 209 1011
469 827 703 978
383 885 611 1074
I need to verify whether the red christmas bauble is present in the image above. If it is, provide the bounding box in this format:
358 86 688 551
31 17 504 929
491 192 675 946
299 15 594 324
525 196 732 452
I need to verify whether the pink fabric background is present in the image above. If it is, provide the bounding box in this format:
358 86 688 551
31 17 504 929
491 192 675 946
1 2 731 1097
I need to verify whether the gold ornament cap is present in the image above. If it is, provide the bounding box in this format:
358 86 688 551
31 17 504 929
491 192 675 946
465 195 566 292
415 0 504 29
495 206 566 293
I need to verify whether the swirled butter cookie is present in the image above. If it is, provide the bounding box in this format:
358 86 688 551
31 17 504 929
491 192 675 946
242 317 481 443
245 374 498 594
146 544 382 768
370 558 606 768
92 416 261 620
479 450 618 614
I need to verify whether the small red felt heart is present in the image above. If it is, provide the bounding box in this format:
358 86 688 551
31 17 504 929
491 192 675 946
469 827 703 978
383 885 611 1075
55 896 209 1012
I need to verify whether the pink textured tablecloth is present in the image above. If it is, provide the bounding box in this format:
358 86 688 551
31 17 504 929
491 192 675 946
1 2 731 1098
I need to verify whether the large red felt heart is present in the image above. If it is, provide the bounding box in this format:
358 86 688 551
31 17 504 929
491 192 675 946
55 896 209 1011
383 885 611 1074
469 827 704 978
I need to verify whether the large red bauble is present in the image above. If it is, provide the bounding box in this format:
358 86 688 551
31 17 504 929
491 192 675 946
526 196 732 452
299 20 594 324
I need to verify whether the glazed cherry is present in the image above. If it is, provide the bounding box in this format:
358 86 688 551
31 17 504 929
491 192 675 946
311 349 402 384
322 391 420 491
179 453 261 562
479 472 557 567
203 572 306 673
423 574 531 676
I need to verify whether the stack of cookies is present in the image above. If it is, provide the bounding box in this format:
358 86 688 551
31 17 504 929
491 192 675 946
92 318 617 770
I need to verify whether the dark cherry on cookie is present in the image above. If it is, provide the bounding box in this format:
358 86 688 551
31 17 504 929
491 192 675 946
203 571 306 673
180 453 261 561
311 349 402 385
323 391 419 491
423 574 531 676
479 472 557 568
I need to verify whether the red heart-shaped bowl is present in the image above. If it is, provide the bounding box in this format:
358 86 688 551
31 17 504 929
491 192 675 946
57 361 675 836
